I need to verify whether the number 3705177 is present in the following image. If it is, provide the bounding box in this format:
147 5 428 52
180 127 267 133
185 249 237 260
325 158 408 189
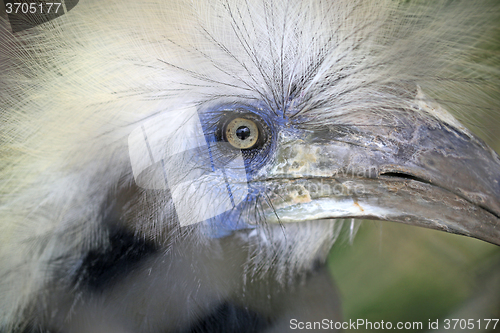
5 2 62 14
443 319 498 330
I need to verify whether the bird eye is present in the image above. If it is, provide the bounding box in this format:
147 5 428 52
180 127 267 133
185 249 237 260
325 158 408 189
210 109 272 170
225 118 259 149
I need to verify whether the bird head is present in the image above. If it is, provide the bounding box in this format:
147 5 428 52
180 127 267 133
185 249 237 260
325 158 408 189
118 0 500 253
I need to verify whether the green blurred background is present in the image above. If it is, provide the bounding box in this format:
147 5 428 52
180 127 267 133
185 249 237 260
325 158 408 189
328 222 500 332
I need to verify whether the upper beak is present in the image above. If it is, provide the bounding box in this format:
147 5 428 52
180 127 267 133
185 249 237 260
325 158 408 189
256 109 500 246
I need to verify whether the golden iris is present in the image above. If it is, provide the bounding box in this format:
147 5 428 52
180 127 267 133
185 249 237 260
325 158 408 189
225 118 259 149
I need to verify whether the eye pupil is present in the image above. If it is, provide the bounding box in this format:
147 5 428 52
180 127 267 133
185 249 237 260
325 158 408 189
236 126 251 140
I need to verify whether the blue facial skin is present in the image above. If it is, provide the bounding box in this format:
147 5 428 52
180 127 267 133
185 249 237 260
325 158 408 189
197 102 294 238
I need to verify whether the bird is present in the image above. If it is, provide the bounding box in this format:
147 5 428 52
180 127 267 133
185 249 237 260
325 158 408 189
0 0 499 332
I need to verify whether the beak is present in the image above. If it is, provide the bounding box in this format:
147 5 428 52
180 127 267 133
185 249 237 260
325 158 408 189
255 109 500 246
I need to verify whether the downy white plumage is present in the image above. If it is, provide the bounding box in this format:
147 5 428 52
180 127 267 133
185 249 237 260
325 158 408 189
1 0 499 332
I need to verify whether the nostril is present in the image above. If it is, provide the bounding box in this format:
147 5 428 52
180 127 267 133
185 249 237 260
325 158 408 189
379 172 431 185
